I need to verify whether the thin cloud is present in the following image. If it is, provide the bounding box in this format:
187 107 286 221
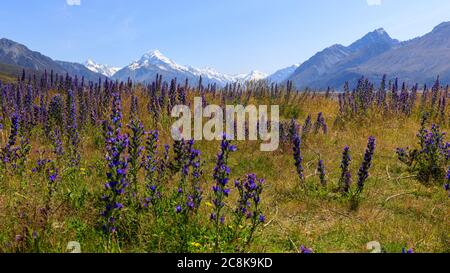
367 0 382 6
66 0 81 6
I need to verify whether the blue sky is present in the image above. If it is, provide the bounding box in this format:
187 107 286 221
1 0 450 74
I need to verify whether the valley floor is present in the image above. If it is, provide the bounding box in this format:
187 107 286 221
0 84 448 253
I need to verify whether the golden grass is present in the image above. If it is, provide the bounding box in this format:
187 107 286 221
0 88 448 253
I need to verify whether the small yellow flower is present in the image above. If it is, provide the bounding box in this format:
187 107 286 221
205 202 213 207
190 242 201 248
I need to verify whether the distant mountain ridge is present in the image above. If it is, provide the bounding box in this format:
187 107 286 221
348 22 450 86
0 38 66 74
267 64 300 84
286 23 450 88
287 28 401 89
56 60 106 82
0 38 107 82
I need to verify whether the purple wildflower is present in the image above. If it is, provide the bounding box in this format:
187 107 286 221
1 113 20 164
51 128 64 158
211 134 236 251
66 90 80 167
259 215 265 223
176 205 182 213
300 245 313 254
235 174 264 221
340 146 352 193
101 92 129 234
314 112 328 134
47 95 65 132
212 135 236 218
292 130 304 182
234 174 265 246
317 159 327 186
144 130 161 210
301 115 312 136
402 248 414 253
127 116 145 197
357 137 376 192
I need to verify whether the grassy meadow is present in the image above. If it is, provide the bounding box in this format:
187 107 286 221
0 77 448 253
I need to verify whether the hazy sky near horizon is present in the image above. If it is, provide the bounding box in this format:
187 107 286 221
1 0 450 74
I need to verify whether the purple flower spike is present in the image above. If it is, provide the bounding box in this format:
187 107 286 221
357 137 376 192
300 245 313 254
101 92 129 235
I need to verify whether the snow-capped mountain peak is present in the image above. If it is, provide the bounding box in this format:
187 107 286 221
130 49 187 72
114 49 268 86
243 70 268 81
84 59 120 77
142 49 170 62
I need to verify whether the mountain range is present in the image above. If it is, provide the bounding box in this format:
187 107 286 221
287 22 450 88
287 28 400 88
84 59 120 78
1 21 450 88
0 38 106 82
0 38 267 86
112 49 267 86
267 64 300 84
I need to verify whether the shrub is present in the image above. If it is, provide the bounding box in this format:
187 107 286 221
397 115 449 184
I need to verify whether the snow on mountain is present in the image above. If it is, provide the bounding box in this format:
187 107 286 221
85 59 120 77
267 64 300 83
113 50 267 86
234 70 268 83
189 66 237 85
128 50 186 72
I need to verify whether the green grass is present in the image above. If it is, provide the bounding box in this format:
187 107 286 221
0 87 448 253
0 62 43 83
0 62 23 83
0 72 15 83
